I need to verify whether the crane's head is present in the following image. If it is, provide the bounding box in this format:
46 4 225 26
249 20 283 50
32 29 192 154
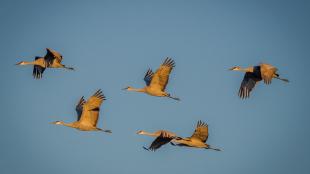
50 121 64 125
122 86 132 90
136 130 145 135
15 61 26 65
229 66 241 71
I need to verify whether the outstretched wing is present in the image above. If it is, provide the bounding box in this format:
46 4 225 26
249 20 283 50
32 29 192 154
79 89 106 127
147 131 176 151
75 96 85 121
260 63 277 84
32 57 45 79
190 120 209 143
44 48 63 66
144 69 154 86
238 72 260 99
149 58 175 91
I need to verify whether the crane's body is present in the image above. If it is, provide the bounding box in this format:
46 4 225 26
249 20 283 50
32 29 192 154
16 48 74 79
230 63 289 99
51 89 111 133
137 121 221 151
171 121 221 151
124 58 179 100
172 137 207 148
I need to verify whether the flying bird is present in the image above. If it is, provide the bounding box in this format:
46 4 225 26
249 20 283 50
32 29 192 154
230 63 289 99
16 48 74 79
123 57 180 100
171 120 221 151
136 130 181 151
51 89 111 133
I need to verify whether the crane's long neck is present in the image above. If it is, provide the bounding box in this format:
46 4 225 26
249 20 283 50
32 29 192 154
140 131 158 137
61 122 78 129
20 61 36 65
127 87 146 93
238 67 254 73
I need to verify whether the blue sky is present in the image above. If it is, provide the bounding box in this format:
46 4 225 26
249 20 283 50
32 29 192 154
0 0 309 174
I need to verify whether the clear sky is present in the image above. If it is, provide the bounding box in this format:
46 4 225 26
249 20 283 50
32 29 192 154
1 0 309 174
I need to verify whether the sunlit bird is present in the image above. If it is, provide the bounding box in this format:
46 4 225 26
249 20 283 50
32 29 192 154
136 130 182 151
171 120 221 151
51 89 111 133
123 57 180 100
16 48 74 79
230 63 289 99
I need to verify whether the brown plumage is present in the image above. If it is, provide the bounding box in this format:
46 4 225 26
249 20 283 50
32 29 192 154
230 63 289 99
16 48 74 79
51 89 111 133
171 120 221 151
123 57 180 100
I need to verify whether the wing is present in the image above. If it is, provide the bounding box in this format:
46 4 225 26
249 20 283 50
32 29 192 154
238 72 260 99
143 69 154 86
32 57 45 79
260 63 277 84
149 58 175 91
190 120 209 143
79 89 106 127
44 48 63 66
75 96 85 121
147 131 176 151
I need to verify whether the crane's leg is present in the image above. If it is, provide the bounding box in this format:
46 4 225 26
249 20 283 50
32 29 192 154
97 128 112 133
167 94 180 101
275 76 289 83
62 64 74 70
206 145 221 151
274 74 289 82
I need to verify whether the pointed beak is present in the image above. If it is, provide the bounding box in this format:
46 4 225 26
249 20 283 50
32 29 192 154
122 87 128 90
50 121 57 124
228 67 234 71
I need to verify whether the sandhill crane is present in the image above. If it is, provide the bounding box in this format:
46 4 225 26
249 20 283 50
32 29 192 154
230 63 289 99
171 120 221 151
16 48 74 79
51 89 111 133
123 57 180 101
136 130 182 151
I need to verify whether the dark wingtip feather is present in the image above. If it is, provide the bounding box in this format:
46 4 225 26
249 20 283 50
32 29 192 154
197 120 208 127
162 57 175 67
238 87 250 99
94 89 106 100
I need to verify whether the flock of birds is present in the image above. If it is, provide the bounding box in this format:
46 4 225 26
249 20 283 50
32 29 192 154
16 48 289 152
